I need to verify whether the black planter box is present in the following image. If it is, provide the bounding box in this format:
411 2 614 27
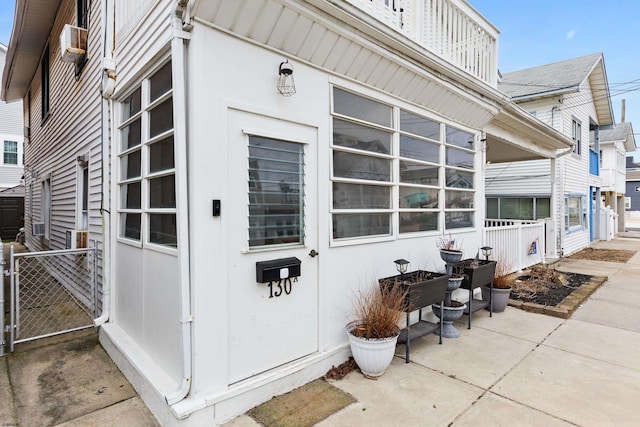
379 270 449 312
378 270 449 363
456 259 497 328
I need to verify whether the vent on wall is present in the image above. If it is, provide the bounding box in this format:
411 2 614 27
32 222 45 236
60 24 88 63
66 230 88 249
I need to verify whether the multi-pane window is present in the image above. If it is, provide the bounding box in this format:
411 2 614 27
331 87 476 240
565 195 586 232
486 197 551 220
248 136 304 247
3 141 18 165
572 118 581 155
117 61 176 248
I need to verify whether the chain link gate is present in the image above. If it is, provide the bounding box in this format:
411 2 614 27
3 243 98 352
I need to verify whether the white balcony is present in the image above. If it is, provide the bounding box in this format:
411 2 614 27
346 0 499 86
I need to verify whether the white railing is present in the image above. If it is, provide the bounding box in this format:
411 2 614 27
346 0 498 85
483 219 547 274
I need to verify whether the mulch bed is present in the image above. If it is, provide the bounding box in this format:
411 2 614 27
510 266 593 306
567 247 635 263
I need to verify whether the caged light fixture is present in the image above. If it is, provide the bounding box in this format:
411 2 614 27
277 59 296 97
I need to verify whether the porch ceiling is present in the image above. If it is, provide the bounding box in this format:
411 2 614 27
191 0 506 130
2 0 63 101
484 103 574 163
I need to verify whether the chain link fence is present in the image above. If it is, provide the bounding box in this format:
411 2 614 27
8 245 98 350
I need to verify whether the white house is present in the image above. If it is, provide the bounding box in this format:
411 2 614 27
3 0 573 425
594 122 636 232
486 53 615 258
0 44 24 191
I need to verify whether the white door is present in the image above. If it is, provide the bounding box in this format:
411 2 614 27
227 109 318 384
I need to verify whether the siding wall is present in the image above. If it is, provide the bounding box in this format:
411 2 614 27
0 46 25 190
21 0 104 310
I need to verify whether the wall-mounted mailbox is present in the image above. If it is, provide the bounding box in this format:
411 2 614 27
256 257 301 283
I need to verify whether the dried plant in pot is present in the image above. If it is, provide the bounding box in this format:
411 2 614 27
437 233 463 264
480 258 514 313
346 282 408 377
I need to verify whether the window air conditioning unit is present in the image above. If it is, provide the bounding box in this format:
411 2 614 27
60 24 88 63
32 222 46 236
66 230 88 249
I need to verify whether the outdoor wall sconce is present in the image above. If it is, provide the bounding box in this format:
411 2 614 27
481 246 493 261
277 60 296 97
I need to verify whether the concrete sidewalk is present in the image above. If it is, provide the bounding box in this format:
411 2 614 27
228 237 640 427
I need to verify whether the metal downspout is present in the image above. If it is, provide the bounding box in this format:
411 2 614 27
0 242 5 356
94 0 115 327
165 2 193 407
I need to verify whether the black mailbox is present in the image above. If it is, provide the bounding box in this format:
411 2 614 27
256 257 301 283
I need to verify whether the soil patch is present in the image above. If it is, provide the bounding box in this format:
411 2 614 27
567 247 636 263
511 265 592 306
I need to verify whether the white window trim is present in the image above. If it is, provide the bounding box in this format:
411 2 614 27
571 117 582 156
115 59 177 255
329 84 477 246
565 194 587 233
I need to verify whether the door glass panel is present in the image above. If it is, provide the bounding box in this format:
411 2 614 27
121 213 141 240
121 182 141 209
248 136 304 247
122 119 141 150
120 150 141 180
122 88 141 121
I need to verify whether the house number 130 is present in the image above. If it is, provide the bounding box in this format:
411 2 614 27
268 278 297 298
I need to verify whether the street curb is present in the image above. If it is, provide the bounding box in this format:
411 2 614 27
508 275 608 319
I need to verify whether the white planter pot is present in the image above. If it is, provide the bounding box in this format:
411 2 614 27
346 326 399 377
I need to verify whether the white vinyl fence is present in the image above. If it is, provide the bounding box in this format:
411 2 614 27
483 219 547 274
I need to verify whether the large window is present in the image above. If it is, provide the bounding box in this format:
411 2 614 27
41 44 50 121
486 197 551 220
331 87 476 240
117 61 176 248
565 195 586 232
3 141 18 165
248 136 304 247
572 118 581 155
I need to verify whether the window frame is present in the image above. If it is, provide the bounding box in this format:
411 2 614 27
571 117 582 156
3 140 18 165
330 85 477 245
116 59 177 254
76 156 89 230
41 44 50 122
565 194 587 233
75 0 90 76
486 196 551 220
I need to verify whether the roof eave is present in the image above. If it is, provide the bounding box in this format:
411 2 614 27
1 0 63 102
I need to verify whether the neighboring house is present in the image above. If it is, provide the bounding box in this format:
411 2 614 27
594 122 636 231
2 0 572 425
486 53 615 258
0 44 24 191
626 156 640 215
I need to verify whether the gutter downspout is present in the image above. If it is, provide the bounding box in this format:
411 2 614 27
165 0 193 407
94 0 116 327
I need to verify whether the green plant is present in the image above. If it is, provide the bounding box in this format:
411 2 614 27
350 282 408 339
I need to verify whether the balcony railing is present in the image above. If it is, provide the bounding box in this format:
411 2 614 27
346 0 498 86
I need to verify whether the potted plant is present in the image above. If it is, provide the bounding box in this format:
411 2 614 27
346 282 408 377
437 233 463 264
480 260 513 312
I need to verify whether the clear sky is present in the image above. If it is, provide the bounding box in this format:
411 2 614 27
0 1 639 157
474 0 640 158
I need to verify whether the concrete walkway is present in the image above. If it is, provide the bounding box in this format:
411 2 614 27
228 237 640 427
2 237 639 426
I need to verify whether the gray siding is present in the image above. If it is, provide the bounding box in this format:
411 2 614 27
0 46 24 134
